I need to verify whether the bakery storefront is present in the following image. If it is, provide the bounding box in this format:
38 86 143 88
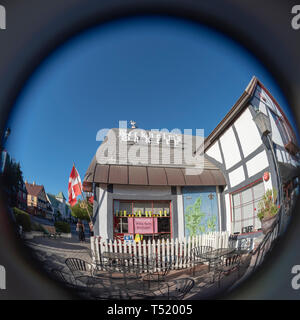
83 128 227 242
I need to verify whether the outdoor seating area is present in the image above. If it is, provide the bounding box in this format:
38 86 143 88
48 233 255 300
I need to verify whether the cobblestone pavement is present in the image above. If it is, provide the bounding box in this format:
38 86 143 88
24 236 252 300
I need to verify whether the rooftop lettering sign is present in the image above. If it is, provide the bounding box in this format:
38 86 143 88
95 120 205 175
119 129 182 147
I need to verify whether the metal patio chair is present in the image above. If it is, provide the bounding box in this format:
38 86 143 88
65 258 95 281
158 278 195 300
142 255 176 290
213 253 242 288
191 246 213 275
50 268 77 289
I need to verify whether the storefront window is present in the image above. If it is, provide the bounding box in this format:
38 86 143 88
231 180 264 234
113 200 171 240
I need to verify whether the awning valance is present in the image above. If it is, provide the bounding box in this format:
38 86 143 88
83 160 226 192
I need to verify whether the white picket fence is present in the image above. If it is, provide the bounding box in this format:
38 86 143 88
90 231 229 272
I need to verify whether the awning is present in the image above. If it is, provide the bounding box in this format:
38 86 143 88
83 160 226 192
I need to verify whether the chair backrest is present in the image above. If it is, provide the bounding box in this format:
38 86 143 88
165 278 195 300
191 246 213 257
65 258 93 275
51 269 76 287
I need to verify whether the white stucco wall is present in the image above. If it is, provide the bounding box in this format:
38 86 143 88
234 108 262 157
216 186 222 232
246 150 269 177
98 186 108 240
206 141 223 164
219 127 241 170
224 193 231 233
228 166 245 188
177 186 185 240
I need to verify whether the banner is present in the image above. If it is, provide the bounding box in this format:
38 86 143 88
128 217 158 234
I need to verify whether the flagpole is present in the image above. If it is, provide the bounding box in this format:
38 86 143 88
73 162 92 223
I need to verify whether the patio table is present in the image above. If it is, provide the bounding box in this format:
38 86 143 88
197 248 236 272
97 252 135 273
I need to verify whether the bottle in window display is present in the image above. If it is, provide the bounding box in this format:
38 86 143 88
164 210 168 217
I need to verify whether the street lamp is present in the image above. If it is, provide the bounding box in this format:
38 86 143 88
253 111 272 137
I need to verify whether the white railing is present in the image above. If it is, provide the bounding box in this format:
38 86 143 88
90 231 229 272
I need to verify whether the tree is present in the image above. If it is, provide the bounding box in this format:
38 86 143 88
1 158 24 206
70 199 92 221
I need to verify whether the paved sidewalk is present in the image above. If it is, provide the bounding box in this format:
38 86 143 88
26 235 92 272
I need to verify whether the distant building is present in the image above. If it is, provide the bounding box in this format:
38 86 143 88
25 182 52 217
47 191 71 220
16 180 27 212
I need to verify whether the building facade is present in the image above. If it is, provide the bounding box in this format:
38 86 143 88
47 191 71 220
25 182 52 217
83 77 300 242
16 180 28 211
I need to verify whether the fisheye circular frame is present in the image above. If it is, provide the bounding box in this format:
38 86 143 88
0 0 300 300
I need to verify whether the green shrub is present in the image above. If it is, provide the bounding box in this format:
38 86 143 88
13 207 31 232
54 221 70 233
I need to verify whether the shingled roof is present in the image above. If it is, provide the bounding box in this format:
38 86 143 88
25 182 44 197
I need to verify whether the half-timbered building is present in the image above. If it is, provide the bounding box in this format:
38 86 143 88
83 76 300 242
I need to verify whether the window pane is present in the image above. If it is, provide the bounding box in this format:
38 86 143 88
253 182 265 200
153 201 170 216
232 181 265 233
232 193 240 207
114 201 132 216
121 220 128 233
133 202 144 216
243 203 254 221
242 188 252 205
233 207 242 222
158 217 170 233
233 221 241 233
144 202 152 216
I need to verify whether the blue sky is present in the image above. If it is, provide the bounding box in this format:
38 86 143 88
6 15 296 200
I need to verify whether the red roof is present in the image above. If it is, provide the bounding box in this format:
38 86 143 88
25 183 44 197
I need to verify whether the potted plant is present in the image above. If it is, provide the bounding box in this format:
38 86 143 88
257 188 280 234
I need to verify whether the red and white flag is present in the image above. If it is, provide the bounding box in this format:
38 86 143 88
68 165 82 207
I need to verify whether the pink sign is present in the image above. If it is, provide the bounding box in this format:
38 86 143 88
128 217 158 234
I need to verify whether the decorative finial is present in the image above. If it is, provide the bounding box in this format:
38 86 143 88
130 120 137 129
